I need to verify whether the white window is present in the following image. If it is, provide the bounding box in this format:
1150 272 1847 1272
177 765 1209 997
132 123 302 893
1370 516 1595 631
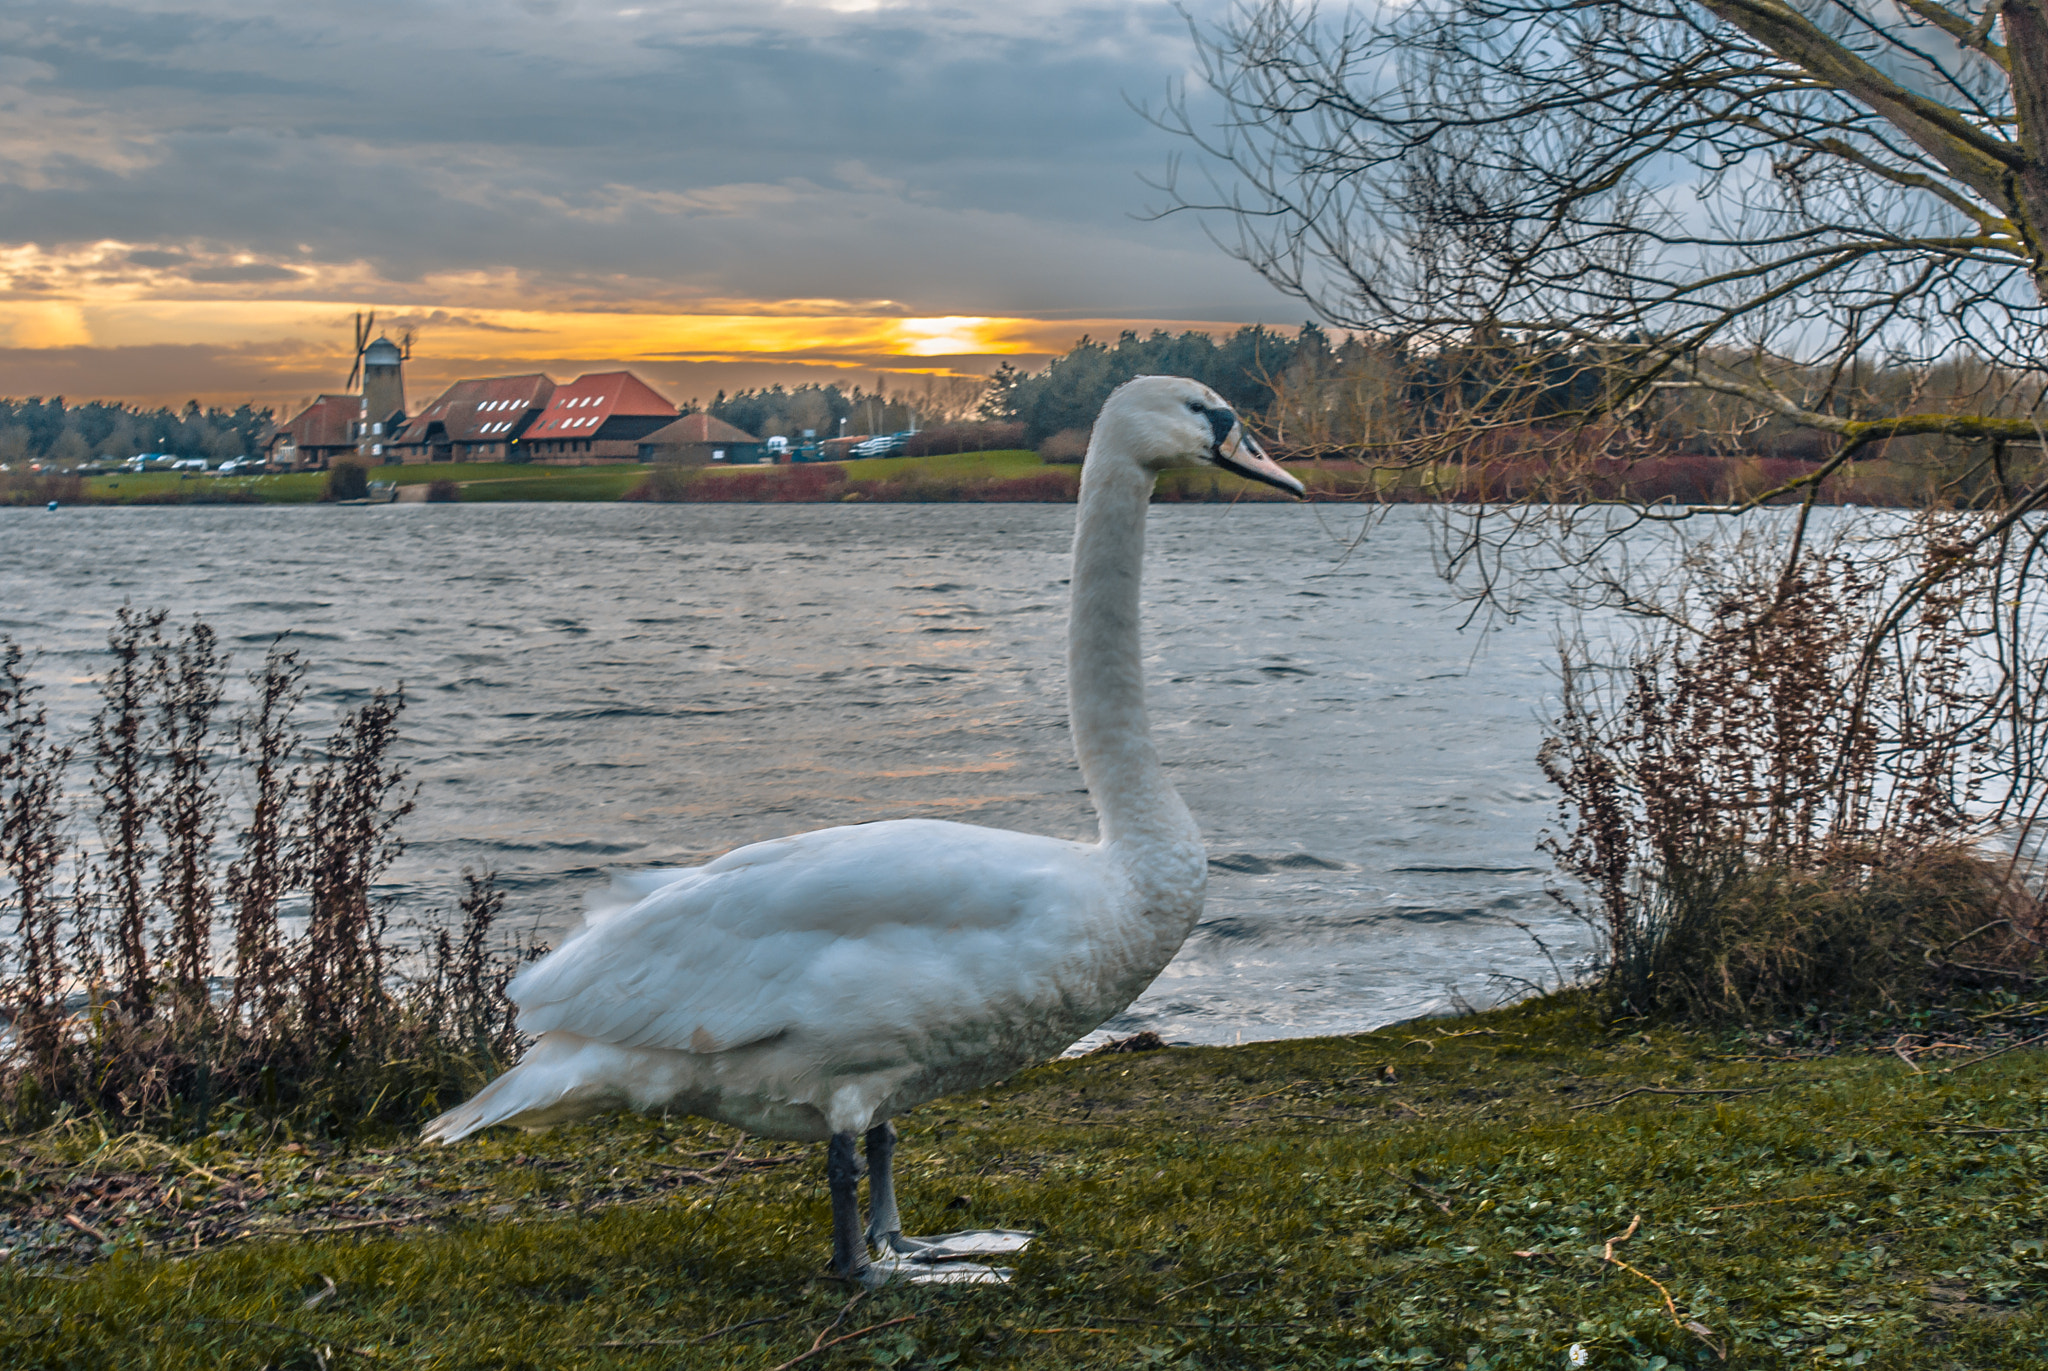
372 422 383 435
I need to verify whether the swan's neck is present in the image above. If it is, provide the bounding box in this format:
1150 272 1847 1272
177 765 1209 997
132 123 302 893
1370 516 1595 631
1069 455 1201 868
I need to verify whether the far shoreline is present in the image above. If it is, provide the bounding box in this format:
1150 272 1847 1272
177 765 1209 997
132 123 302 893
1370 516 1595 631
7 445 1994 509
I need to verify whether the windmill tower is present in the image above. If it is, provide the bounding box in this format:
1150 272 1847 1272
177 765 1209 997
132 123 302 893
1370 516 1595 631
346 312 409 462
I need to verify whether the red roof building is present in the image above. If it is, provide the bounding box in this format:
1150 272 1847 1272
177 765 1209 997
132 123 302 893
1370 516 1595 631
392 374 555 463
267 394 365 470
521 371 678 463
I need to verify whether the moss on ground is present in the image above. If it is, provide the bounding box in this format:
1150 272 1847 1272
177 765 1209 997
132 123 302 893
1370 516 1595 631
2 993 2044 1369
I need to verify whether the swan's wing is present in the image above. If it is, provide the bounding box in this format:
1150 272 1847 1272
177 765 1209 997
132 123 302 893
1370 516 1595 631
510 819 1106 1054
584 867 701 924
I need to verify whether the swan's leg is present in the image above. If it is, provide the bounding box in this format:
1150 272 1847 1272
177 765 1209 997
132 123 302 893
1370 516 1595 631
826 1131 875 1286
860 1120 1032 1284
864 1121 904 1249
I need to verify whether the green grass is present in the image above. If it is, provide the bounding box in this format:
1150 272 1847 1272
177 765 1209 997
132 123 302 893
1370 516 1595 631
78 463 657 506
4 992 2043 1368
453 468 655 502
843 449 1046 483
82 470 331 504
682 449 1048 484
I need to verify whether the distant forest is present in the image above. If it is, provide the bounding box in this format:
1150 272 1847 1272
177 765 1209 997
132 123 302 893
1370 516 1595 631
0 397 273 465
704 382 920 444
701 328 1312 449
983 325 1310 446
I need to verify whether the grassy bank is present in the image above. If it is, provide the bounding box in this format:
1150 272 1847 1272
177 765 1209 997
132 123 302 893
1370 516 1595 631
42 450 2019 507
72 464 661 505
4 992 2043 1369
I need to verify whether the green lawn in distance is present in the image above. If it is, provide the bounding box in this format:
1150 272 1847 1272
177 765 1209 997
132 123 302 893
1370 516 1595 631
456 467 654 502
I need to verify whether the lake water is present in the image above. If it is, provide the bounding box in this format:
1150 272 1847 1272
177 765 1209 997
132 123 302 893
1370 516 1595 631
0 501 1591 1047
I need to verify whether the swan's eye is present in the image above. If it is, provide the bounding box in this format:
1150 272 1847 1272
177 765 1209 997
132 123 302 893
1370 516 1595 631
1186 400 1205 414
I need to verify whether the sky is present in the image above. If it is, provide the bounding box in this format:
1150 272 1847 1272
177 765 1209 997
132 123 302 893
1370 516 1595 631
0 0 1310 412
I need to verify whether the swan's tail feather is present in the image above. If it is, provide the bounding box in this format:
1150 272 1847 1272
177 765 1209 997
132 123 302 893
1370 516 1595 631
420 1064 545 1144
419 1034 602 1144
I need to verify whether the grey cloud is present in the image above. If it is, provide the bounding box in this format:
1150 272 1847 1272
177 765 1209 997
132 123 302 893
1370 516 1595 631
183 262 302 283
1 0 1302 321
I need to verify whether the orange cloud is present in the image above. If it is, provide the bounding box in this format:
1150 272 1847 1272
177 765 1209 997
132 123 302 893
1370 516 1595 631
0 242 1274 406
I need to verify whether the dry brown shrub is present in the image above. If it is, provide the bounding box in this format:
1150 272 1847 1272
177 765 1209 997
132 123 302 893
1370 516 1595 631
1543 518 2048 1020
0 618 532 1137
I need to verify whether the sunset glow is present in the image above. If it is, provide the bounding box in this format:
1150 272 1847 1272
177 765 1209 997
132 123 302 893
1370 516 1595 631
0 2 1303 410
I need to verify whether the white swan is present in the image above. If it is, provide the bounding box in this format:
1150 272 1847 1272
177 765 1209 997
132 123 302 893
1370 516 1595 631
421 375 1305 1284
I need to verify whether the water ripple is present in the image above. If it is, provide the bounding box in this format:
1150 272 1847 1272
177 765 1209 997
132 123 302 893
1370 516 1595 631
2 502 1589 1044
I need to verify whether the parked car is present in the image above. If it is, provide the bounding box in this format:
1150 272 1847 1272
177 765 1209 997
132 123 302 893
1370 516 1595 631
849 432 912 458
215 458 254 476
172 458 209 472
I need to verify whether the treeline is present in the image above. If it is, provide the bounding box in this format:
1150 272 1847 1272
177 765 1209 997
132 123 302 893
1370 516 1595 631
0 397 274 465
983 326 2045 482
706 383 915 444
983 326 1308 447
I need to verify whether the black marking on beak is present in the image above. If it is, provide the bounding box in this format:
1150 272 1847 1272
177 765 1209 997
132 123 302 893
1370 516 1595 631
1204 407 1237 449
1209 420 1305 498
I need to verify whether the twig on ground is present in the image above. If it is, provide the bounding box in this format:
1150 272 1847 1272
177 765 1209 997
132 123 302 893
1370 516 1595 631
1571 1080 1811 1110
184 1316 381 1359
596 1314 781 1349
699 1138 745 1219
1156 1269 1260 1303
650 1149 796 1183
768 1311 916 1371
1937 1030 2048 1077
1383 1166 1454 1214
1702 1191 1854 1213
136 1136 250 1193
1085 1315 1317 1330
302 1273 338 1310
1892 1037 1923 1074
61 1214 110 1244
1600 1215 1725 1361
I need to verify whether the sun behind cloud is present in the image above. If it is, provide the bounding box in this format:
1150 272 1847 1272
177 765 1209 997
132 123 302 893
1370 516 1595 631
0 239 1263 407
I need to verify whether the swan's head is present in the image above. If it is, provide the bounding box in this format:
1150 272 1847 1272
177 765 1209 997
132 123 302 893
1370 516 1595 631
1092 375 1305 498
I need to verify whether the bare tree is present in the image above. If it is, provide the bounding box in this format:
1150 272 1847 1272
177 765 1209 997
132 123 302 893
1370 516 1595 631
1153 1 2048 1004
1152 0 2048 485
